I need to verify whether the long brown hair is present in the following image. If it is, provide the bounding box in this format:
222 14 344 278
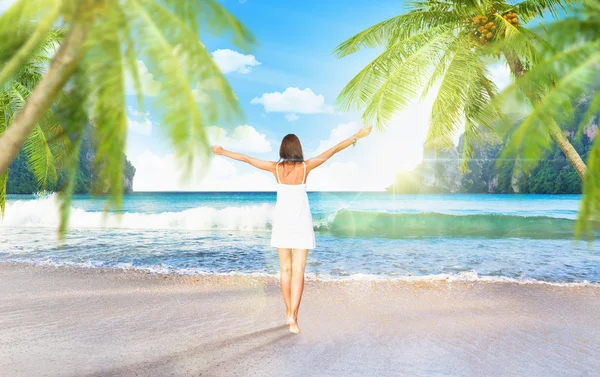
279 134 304 164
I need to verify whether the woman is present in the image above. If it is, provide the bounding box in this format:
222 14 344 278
212 125 372 333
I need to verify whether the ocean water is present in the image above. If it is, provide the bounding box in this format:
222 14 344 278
1 192 599 284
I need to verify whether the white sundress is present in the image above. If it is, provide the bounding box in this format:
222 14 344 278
270 162 316 250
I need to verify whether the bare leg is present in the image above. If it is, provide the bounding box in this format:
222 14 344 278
289 249 308 334
277 248 293 324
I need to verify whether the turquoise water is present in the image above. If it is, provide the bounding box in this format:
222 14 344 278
1 192 598 283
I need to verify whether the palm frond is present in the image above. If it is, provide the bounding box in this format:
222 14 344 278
119 5 143 110
513 0 577 19
128 0 208 171
55 69 90 238
540 19 599 51
125 0 241 174
58 131 83 238
501 47 599 169
427 40 486 148
420 37 462 101
334 9 460 58
365 29 459 128
9 82 59 190
491 2 600 237
158 0 255 51
23 124 58 189
531 1 600 135
578 90 600 138
0 0 57 67
13 29 67 89
0 0 61 89
577 135 600 239
459 58 499 172
491 14 545 70
45 123 70 171
83 4 128 210
144 0 241 126
337 23 455 115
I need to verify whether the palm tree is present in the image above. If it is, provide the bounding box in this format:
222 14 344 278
0 0 253 234
334 0 585 179
496 0 599 237
0 29 68 217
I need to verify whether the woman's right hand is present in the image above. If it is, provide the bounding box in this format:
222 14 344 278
355 125 373 139
211 145 224 155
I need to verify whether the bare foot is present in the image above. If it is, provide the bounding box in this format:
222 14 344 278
289 316 300 334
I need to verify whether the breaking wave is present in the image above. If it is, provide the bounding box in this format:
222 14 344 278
2 196 595 239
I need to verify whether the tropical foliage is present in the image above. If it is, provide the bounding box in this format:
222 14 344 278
386 120 594 195
334 0 585 178
6 130 136 195
0 30 67 216
0 0 253 234
496 0 600 238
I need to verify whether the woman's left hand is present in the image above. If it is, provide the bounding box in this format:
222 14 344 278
355 125 373 139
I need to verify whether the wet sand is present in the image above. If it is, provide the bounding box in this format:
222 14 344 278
0 262 598 377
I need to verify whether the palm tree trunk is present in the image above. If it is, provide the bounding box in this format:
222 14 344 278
547 120 588 178
504 52 587 180
0 20 89 175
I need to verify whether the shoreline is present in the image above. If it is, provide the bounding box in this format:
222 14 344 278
4 260 600 287
1 262 599 377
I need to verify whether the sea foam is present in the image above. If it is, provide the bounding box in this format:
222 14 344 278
2 195 275 231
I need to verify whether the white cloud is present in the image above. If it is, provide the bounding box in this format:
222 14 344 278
208 125 271 154
285 113 299 122
130 150 274 191
127 107 152 136
125 60 161 97
251 87 333 114
128 117 152 136
211 49 261 74
489 63 512 90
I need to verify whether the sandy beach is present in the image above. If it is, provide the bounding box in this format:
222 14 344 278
0 262 598 377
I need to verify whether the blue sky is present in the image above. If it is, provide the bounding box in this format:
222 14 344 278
128 0 483 191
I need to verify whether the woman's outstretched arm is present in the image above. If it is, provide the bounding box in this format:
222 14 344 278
212 146 276 173
306 125 372 171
